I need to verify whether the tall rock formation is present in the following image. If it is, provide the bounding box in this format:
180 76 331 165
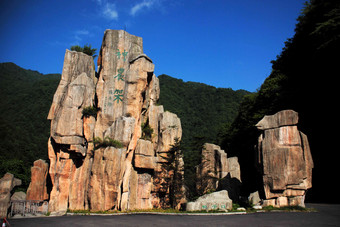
47 30 184 214
26 159 49 201
47 48 96 214
196 143 241 201
255 110 313 207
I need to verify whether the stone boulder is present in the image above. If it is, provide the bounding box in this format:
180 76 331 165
248 191 261 206
0 173 21 217
255 110 313 207
196 143 241 201
26 159 49 201
11 192 26 201
186 190 232 211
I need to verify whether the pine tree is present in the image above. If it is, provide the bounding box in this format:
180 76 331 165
161 137 185 209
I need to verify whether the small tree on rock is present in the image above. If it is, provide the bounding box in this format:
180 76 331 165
70 44 97 59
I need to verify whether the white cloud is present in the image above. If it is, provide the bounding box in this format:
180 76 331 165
93 0 118 20
103 2 119 20
130 0 157 16
75 30 90 35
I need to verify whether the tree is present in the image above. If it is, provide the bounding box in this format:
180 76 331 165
157 74 250 200
161 137 185 209
223 0 340 203
70 45 83 52
70 44 97 59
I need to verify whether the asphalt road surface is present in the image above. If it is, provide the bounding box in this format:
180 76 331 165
7 204 340 227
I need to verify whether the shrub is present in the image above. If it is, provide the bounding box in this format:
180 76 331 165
70 44 97 59
141 122 153 141
93 136 124 149
82 106 98 118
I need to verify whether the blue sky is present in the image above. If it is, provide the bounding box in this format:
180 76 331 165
0 0 306 91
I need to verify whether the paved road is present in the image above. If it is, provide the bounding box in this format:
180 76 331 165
8 204 340 227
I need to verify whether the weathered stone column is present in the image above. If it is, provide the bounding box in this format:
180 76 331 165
255 110 313 207
26 159 49 201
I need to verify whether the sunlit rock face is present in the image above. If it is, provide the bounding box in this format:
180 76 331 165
255 110 313 207
46 30 185 215
26 159 49 201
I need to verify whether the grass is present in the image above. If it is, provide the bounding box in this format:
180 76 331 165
67 205 314 215
243 205 315 213
67 208 180 215
261 205 314 212
67 208 229 215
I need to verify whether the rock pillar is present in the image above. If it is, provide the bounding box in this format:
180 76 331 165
255 110 313 207
46 30 185 214
26 159 49 201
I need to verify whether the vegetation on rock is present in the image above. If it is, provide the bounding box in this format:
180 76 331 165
70 44 97 58
82 106 99 118
141 121 154 141
93 136 124 149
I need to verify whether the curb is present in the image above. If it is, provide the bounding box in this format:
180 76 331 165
66 211 247 216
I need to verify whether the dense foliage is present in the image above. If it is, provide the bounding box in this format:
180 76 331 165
158 75 250 200
221 0 340 203
0 62 60 191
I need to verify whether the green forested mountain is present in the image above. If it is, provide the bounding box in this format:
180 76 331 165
0 63 249 195
221 0 340 203
0 62 60 190
158 74 249 148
